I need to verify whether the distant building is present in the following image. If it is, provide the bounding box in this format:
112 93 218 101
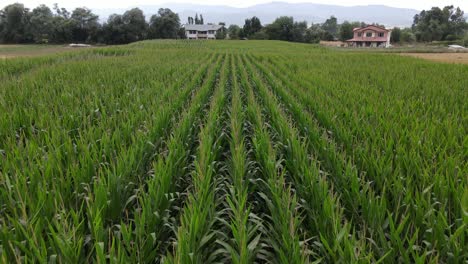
346 25 392 48
184 24 223 40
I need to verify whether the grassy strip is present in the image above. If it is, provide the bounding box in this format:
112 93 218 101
239 55 309 264
242 54 371 262
165 54 229 263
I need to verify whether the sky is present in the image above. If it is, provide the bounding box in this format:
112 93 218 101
2 0 467 11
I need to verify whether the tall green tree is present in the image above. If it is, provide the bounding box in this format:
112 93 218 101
149 8 180 39
391 27 401 43
243 16 262 37
70 7 99 42
338 21 354 41
291 21 308 42
29 5 54 43
0 3 31 43
102 14 126 44
413 6 467 41
50 4 73 43
265 16 294 41
321 15 338 40
122 8 147 42
305 23 323 43
216 22 227 39
227 24 241 39
400 28 416 42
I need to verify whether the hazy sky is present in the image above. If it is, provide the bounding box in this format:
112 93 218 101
2 0 468 11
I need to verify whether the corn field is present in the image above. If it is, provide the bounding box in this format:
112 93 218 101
0 40 467 263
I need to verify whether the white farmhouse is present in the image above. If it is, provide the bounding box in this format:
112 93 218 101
184 24 223 40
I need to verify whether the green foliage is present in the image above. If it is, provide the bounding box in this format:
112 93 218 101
338 21 355 41
0 40 466 263
0 3 183 44
305 24 323 43
101 8 149 44
149 8 180 39
243 16 262 37
193 13 204 25
413 5 467 41
29 5 54 43
265 16 294 41
463 33 468 46
228 25 242 39
321 16 338 40
0 3 31 43
69 7 100 43
400 28 416 43
390 27 401 43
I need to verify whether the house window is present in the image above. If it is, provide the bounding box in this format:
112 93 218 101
358 32 362 37
188 30 197 34
378 32 384 37
208 30 215 34
366 32 373 37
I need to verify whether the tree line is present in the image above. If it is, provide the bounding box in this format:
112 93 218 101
0 3 183 44
1 3 467 45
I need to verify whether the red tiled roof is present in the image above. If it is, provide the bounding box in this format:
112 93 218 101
346 37 388 42
353 25 390 32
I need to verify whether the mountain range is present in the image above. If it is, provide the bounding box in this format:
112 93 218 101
94 2 419 27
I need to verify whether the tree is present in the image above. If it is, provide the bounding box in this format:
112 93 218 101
29 5 53 43
339 21 354 41
321 16 338 40
50 4 73 43
101 8 147 44
122 8 147 42
200 14 204 25
391 27 401 43
149 8 180 39
243 16 262 37
70 7 99 42
305 23 323 43
291 21 308 42
216 22 227 39
227 24 241 39
187 16 194 24
195 13 200 24
463 32 468 46
0 3 31 43
265 16 294 41
413 6 467 41
448 7 467 36
400 28 416 43
102 14 126 44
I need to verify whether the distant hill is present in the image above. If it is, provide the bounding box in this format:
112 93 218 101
94 2 419 27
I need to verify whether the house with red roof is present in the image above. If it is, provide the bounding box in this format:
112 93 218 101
346 25 392 48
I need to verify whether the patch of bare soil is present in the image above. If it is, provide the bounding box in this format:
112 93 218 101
401 53 468 64
0 45 75 59
320 41 345 47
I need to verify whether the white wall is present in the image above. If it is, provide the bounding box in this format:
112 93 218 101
185 30 217 39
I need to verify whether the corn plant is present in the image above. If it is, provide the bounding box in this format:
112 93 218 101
0 40 465 264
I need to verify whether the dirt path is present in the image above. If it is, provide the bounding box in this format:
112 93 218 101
0 45 80 59
400 52 468 64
